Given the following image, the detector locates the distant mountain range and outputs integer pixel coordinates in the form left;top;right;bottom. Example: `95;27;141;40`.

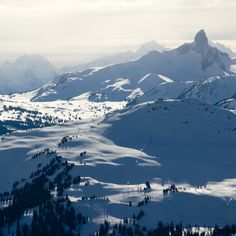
0;34;235;96
210;41;236;58
60;40;235;73
32;30;236;104
0;54;57;94
59;41;170;73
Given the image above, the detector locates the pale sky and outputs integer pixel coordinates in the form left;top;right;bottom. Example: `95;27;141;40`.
0;0;236;66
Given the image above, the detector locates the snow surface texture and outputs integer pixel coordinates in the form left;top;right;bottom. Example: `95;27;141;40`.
1;99;236;235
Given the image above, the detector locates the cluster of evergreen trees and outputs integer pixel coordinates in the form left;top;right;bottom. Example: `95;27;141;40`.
137;196;150;207
0;105;69;136
96;221;236;236
13;197;87;236
1;150;236;235
0;154;87;236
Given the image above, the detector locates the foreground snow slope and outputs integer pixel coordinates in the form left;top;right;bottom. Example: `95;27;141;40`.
1;99;236;233
105;99;236;184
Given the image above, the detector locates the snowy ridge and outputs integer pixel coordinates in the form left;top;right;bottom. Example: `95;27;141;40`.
0;92;125;134
32;30;235;103
134;80;196;104
178;74;236;105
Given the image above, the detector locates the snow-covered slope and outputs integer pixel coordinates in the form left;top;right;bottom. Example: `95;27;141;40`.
1;98;236;234
0;92;125;135
105;99;236;184
32;30;234;102
134;80;196;104
0;54;56;94
179;75;236;105
216;94;236;112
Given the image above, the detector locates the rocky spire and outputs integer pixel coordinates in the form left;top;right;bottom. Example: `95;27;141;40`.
194;29;209;48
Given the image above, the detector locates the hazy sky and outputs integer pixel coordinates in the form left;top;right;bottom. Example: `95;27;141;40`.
0;0;236;66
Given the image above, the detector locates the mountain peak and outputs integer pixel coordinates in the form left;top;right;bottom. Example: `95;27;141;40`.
136;41;169;55
194;29;208;47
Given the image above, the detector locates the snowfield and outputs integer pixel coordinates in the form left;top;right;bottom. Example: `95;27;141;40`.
0;92;125;133
1;98;236;235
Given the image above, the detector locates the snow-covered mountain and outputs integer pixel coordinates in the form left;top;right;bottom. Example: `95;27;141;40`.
136;40;169;56
178;75;236;105
177;30;232;72
32;30;235;102
0;54;57;94
210;41;236;58
60;41;170;73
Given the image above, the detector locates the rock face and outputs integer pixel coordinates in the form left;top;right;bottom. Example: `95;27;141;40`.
194;29;209;49
194;30;225;71
178;30;231;71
